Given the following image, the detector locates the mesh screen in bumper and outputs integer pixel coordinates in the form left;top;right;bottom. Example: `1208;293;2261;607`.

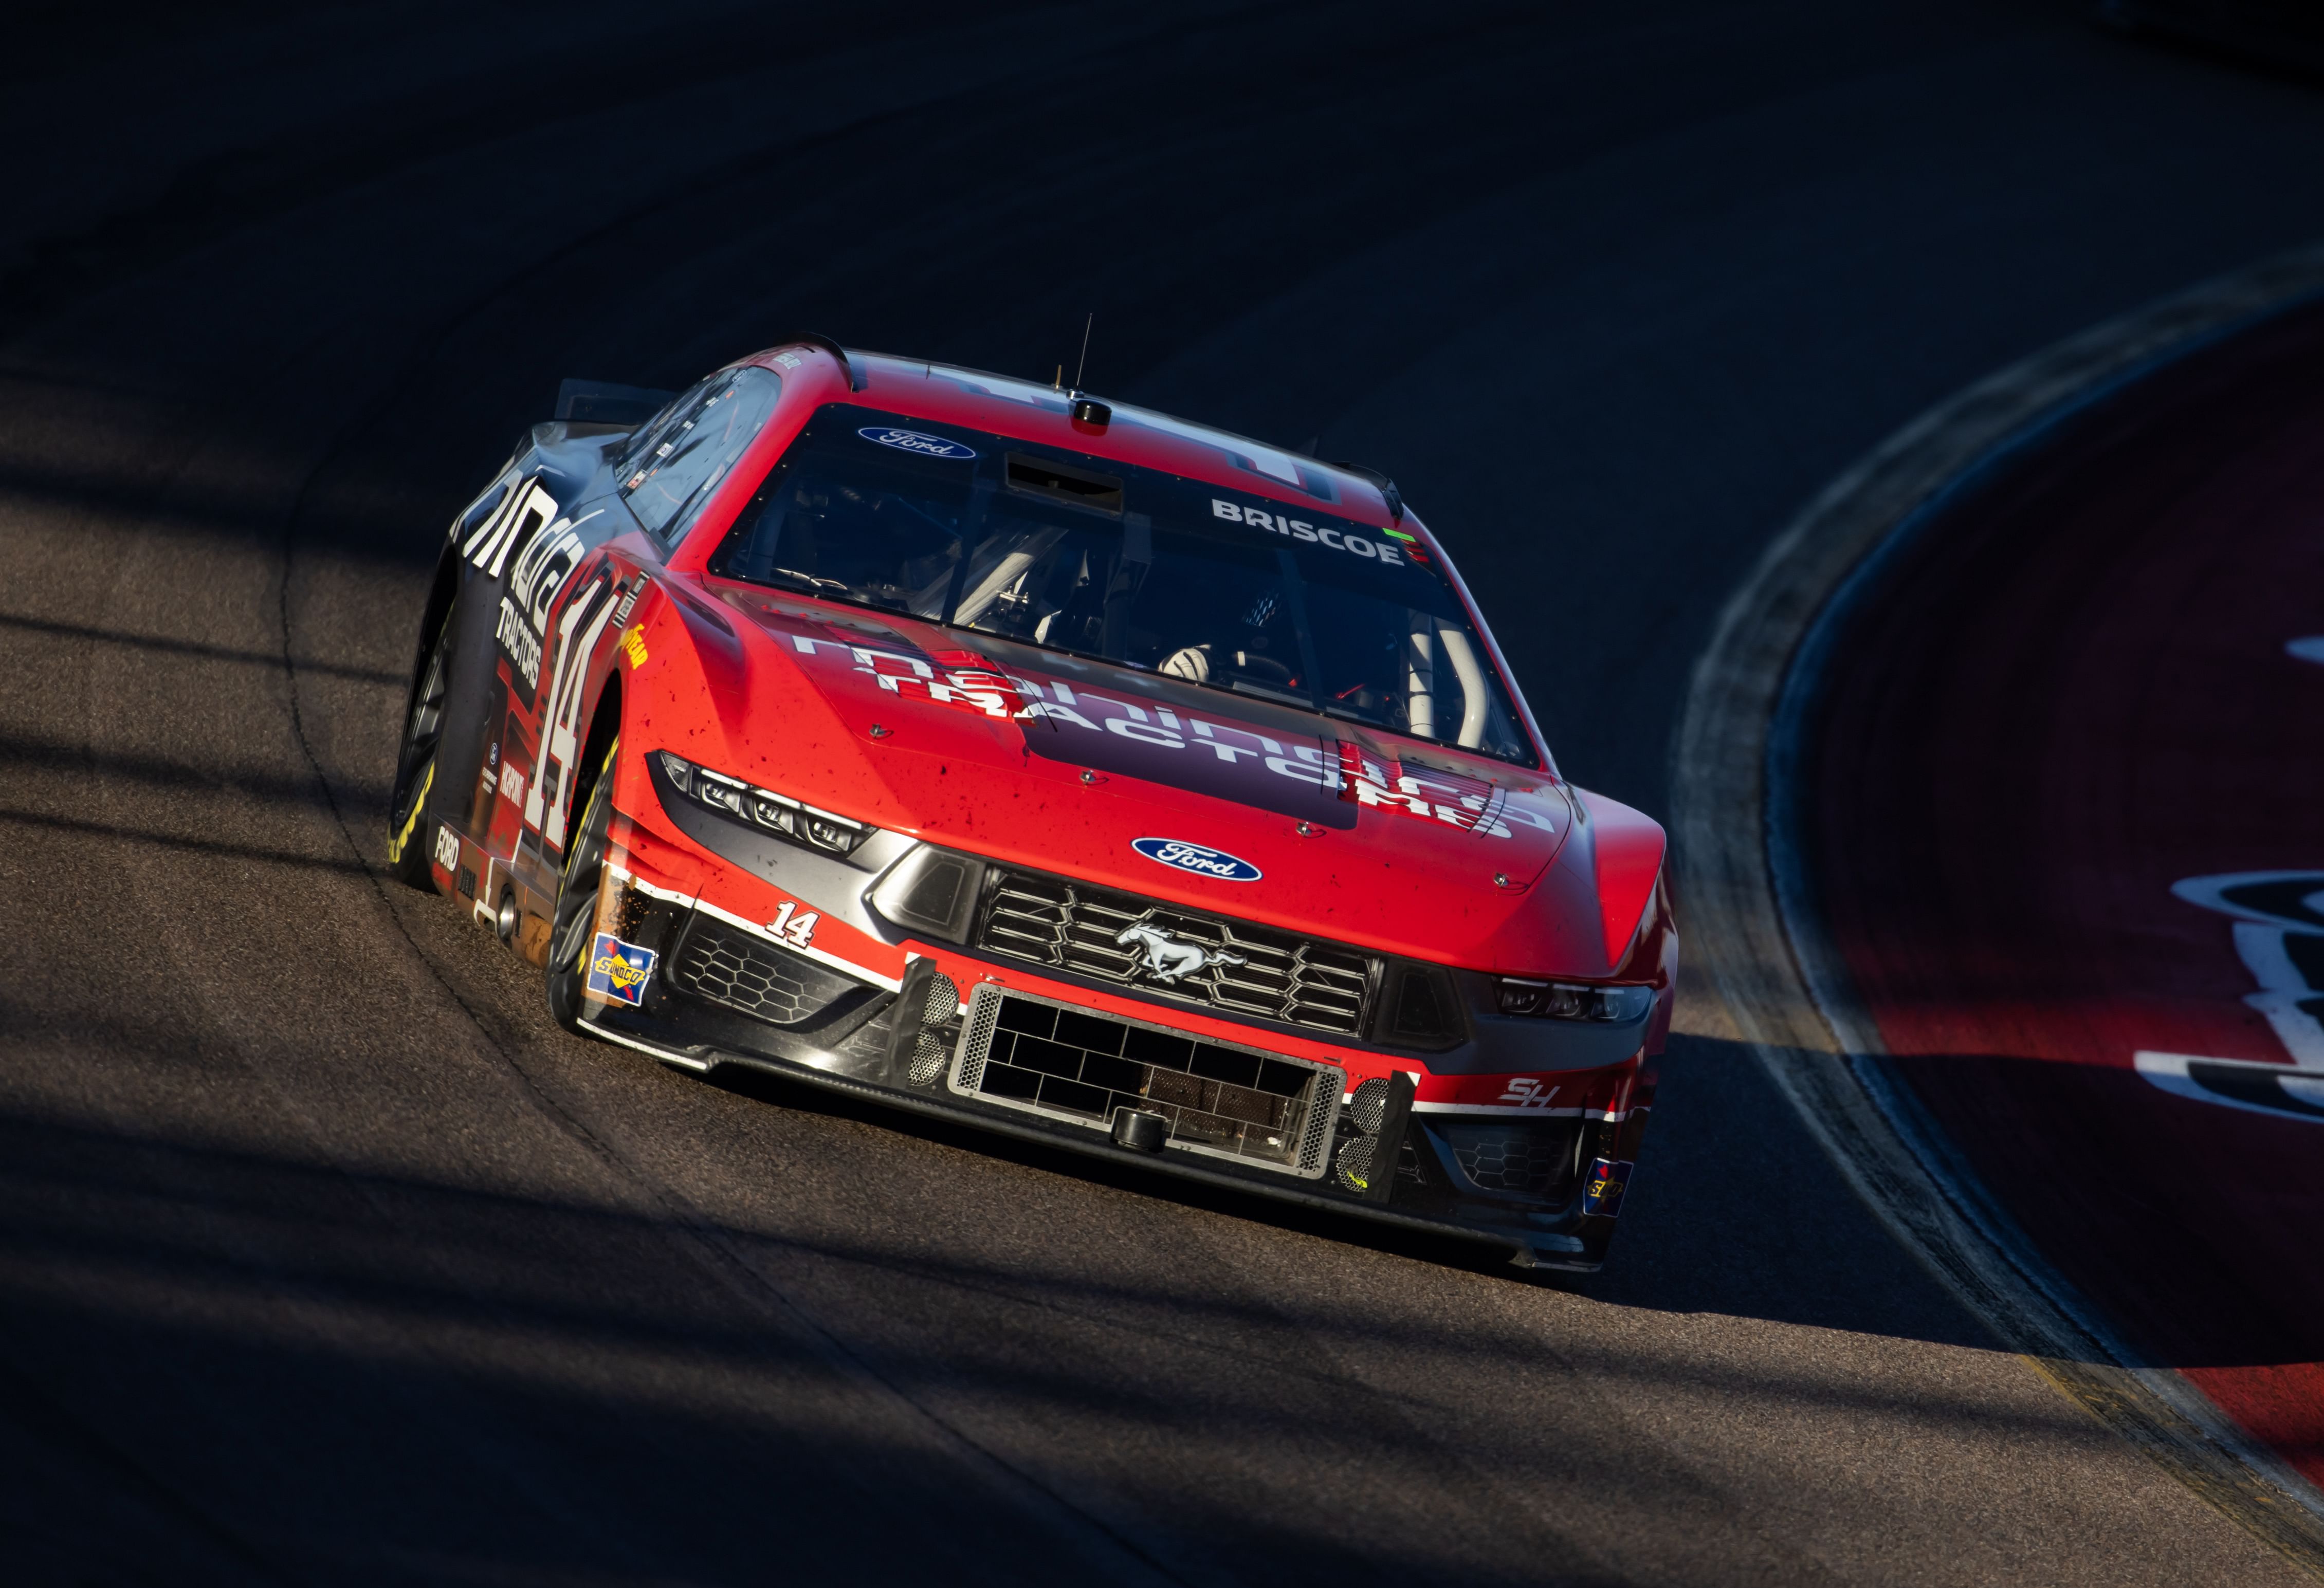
669;916;861;1027
1429;1118;1581;1201
950;985;1340;1177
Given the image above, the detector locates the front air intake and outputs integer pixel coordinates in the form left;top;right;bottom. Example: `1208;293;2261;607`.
870;847;985;943
950;986;1340;1177
976;867;1374;1038
668;915;862;1027
1377;965;1463;1047
1425;1117;1585;1202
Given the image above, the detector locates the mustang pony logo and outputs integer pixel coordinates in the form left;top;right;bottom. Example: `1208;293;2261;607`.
1115;922;1246;983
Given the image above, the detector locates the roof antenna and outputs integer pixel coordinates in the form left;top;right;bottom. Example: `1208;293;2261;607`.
1072;312;1094;394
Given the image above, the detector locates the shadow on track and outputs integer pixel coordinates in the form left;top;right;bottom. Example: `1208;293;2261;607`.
707;1032;2001;1350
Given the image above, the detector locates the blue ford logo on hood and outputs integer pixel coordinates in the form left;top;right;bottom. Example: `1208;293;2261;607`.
1132;837;1262;882
857;426;977;461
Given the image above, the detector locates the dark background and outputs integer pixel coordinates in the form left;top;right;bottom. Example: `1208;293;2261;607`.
3;3;2321;1583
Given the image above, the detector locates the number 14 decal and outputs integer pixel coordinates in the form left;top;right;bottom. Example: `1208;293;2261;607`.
768;901;819;948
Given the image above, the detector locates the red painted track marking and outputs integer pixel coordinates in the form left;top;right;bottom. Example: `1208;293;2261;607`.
1811;301;2324;1487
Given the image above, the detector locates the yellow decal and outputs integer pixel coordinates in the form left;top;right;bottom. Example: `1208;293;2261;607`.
620;626;649;670
388;762;435;862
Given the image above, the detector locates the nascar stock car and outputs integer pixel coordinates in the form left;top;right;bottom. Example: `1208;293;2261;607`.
387;336;1674;1271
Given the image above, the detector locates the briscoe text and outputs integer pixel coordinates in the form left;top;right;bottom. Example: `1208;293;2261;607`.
1212;500;1404;564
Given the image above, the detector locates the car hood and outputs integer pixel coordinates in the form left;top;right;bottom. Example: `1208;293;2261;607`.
651;580;1657;975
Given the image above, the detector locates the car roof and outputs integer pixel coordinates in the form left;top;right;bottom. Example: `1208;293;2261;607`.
760;345;1408;532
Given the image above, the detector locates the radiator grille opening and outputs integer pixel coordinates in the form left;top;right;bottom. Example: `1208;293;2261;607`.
951;988;1339;1176
976;870;1374;1038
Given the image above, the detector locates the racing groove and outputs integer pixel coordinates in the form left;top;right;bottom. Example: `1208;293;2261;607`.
7;3;2324;1583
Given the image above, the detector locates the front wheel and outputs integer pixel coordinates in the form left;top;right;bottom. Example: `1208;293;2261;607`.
545;737;618;1034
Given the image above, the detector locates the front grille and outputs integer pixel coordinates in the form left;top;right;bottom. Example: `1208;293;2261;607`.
976;870;1375;1038
670;916;861;1027
951;987;1340;1177
1431;1119;1579;1200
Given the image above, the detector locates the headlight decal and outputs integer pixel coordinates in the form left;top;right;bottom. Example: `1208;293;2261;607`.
1495;977;1654;1023
657;751;871;857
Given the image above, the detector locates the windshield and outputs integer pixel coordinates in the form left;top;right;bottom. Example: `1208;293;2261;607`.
706;405;1534;764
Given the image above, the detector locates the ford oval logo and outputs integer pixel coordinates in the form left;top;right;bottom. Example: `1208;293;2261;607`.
857;426;977;461
1132;837;1262;882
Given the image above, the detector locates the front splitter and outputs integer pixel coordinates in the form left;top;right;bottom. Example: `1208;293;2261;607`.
577;997;1601;1273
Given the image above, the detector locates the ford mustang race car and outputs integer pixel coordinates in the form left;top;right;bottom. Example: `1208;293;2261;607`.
388;336;1675;1271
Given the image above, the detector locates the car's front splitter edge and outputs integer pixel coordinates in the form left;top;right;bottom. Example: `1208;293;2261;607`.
577;1002;1594;1272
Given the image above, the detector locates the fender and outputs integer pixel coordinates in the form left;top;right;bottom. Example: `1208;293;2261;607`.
1573;789;1668;972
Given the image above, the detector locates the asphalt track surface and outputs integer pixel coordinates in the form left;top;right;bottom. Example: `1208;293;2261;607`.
1810;301;2324;1494
7;4;2324;1584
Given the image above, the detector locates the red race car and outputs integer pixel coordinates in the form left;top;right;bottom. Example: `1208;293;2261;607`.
388;337;1674;1271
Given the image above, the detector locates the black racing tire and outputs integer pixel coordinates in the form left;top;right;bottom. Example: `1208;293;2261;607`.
386;616;454;890
545;737;619;1035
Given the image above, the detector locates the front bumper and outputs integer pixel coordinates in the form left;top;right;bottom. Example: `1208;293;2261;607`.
581;832;1649;1271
